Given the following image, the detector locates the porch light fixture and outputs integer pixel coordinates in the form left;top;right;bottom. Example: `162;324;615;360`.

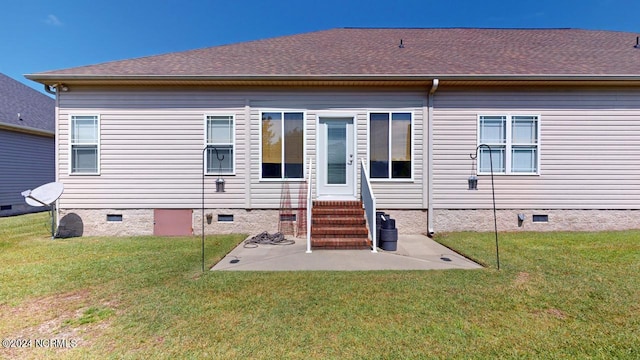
469;144;500;270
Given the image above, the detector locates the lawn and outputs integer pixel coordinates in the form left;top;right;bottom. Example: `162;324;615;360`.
1;213;638;359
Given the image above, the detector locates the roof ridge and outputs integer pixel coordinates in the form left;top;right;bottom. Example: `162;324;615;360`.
340;27;606;31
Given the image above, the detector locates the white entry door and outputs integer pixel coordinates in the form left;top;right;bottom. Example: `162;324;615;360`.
317;117;356;198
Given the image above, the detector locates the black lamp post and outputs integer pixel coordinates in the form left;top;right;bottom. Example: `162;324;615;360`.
469;144;500;270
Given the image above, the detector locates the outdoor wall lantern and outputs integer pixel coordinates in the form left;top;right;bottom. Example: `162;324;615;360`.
469;144;500;270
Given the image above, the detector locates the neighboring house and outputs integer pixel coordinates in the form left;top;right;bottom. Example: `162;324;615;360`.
25;28;640;238
0;73;55;217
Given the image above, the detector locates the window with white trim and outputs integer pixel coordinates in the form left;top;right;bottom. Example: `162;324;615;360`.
261;111;304;179
205;115;234;174
70;115;99;174
478;115;539;174
369;112;412;179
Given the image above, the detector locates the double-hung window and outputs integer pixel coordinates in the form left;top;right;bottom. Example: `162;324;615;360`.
205;115;234;174
369;112;412;179
261;111;304;179
70;115;99;174
478;115;539;174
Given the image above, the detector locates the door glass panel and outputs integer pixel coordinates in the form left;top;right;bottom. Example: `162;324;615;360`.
327;122;346;184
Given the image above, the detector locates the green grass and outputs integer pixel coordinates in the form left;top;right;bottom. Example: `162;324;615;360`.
1;213;639;359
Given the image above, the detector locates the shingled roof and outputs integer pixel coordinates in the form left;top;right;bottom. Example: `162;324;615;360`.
27;28;640;83
0;73;54;134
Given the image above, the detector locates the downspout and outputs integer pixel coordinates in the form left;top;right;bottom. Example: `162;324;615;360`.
427;79;439;236
45;84;61;231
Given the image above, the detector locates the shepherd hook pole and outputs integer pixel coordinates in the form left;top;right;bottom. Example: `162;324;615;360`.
202;146;207;273
470;144;500;270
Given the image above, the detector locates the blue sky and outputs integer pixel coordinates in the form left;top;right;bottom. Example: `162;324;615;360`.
2;0;639;94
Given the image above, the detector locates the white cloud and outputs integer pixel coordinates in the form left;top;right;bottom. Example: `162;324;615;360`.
45;14;63;26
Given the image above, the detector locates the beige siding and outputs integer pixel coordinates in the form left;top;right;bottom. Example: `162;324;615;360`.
57;86;427;210
433;87;640;209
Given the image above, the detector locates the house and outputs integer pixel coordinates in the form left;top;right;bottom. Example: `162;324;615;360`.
25;28;640;241
0;73;55;217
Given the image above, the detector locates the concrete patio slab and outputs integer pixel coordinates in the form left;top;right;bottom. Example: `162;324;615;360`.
211;234;482;271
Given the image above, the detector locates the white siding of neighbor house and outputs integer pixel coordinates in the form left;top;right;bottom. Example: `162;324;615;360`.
433;86;640;210
56;86;427;210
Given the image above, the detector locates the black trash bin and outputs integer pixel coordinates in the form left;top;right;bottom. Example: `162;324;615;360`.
375;211;387;242
378;214;398;251
381;217;395;229
379;228;398;251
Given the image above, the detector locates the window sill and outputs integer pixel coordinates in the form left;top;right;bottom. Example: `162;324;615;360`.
259;178;306;182
369;178;415;183
477;172;540;176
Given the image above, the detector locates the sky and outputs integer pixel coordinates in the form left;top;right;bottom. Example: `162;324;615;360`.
2;0;640;95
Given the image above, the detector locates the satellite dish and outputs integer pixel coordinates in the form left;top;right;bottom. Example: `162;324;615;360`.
21;182;64;207
20;182;64;239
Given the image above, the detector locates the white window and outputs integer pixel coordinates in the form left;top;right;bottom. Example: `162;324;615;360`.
478;115;539;174
369;112;413;179
70;115;99;174
205;115;235;174
260;111;304;179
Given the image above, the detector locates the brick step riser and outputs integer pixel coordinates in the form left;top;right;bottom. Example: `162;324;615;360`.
312;224;367;229
312;210;364;217
312;206;363;211
312;246;371;250
311;239;372;249
312;219;366;225
313;201;362;208
311;239;372;244
312;234;369;239
312;226;368;233
313;203;362;208
311;232;369;237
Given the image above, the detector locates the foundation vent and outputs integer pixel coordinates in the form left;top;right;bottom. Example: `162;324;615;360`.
532;214;549;223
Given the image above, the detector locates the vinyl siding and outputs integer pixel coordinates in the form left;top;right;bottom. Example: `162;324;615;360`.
57;86;427;210
0;129;54;211
433;87;640;209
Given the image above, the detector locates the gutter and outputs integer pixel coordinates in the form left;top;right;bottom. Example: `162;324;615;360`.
25;73;640;87
0;122;54;137
427;79;439;236
24;73;640;83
